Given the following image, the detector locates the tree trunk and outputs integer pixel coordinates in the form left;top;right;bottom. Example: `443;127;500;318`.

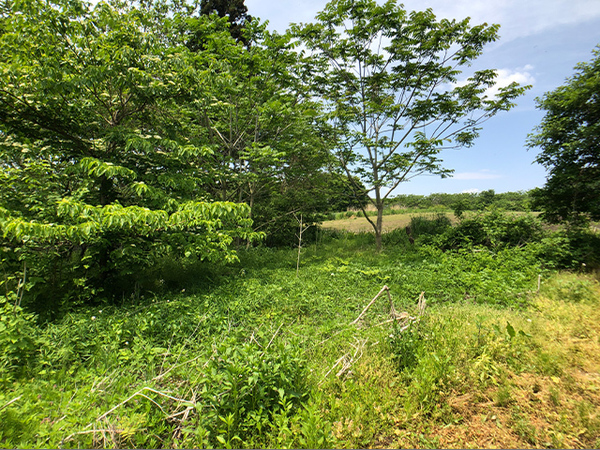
375;203;384;251
358;186;385;252
374;182;384;251
245;186;254;249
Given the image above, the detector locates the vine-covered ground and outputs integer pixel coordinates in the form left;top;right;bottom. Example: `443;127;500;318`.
1;226;599;448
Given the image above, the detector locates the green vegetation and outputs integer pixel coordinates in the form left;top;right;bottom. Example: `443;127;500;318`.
528;45;600;225
1;0;599;447
2;210;600;448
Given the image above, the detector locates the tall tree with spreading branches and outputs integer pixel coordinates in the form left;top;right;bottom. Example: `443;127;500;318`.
292;0;529;250
199;0;252;44
0;0;261;311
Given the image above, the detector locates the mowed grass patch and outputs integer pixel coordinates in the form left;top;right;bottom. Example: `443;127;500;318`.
364;273;600;449
322;212;457;233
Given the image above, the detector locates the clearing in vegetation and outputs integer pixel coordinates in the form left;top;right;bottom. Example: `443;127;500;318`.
2;215;600;448
323;212;457;233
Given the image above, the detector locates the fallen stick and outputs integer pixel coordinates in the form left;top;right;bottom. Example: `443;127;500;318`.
373;312;410;327
417;291;426;315
249;330;263;348
172;390;196;442
96;389;172;423
266;322;284;349
60;429;122;444
262;321;285;355
0;396;22;412
153;354;204;381
386;287;397;318
318;354;347;386
336;338;366;377
350;285;389;325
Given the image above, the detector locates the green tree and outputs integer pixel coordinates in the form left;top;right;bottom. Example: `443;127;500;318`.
185;17;335;245
0;0;259;312
292;0;528;250
478;189;496;208
198;0;252;45
528;46;600;225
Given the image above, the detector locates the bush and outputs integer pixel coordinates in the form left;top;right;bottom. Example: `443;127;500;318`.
533;228;600;270
409;214;452;239
191;338;309;447
437;210;544;250
388;316;426;371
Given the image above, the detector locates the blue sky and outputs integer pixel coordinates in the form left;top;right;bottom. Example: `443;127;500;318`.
246;0;600;195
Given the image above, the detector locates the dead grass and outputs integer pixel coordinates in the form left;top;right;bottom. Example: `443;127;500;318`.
370;273;600;449
323;212;456;233
410;369;600;449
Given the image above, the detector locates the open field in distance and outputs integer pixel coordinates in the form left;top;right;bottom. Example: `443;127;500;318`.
323;212;457;233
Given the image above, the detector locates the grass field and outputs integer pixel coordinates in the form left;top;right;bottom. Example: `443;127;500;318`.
2;228;600;448
322;211;546;234
322;212;456;233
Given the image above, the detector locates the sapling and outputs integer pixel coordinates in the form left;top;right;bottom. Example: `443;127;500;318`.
294;213;311;277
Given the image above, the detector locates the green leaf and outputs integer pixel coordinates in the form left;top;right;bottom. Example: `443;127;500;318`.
506;322;516;339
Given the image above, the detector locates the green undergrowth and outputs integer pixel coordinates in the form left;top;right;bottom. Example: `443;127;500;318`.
1;234;599;448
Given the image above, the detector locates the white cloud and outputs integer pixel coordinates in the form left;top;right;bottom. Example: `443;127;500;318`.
487;65;536;97
246;0;326;30
449;64;535;98
248;0;600;44
462;188;481;193
452;171;502;180
400;0;600;43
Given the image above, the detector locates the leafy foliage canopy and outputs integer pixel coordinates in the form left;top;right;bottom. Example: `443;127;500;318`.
528;46;600;224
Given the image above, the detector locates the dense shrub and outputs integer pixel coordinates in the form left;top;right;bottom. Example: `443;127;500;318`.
532;228;600;270
192;338;309;447
409;214;452;240
436;210;544;250
0;295;37;383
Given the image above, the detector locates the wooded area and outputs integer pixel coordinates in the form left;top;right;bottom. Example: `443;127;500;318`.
0;0;530;312
1;0;599;448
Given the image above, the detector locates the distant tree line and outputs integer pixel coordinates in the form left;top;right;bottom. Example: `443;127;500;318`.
387;190;532;213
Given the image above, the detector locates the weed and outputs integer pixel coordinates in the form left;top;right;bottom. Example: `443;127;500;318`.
511;412;537;445
297;397;334;449
388;316;425;371
494;385;513;407
535;352;564;377
541;274;598;303
576;400;600;440
548;386;561;406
